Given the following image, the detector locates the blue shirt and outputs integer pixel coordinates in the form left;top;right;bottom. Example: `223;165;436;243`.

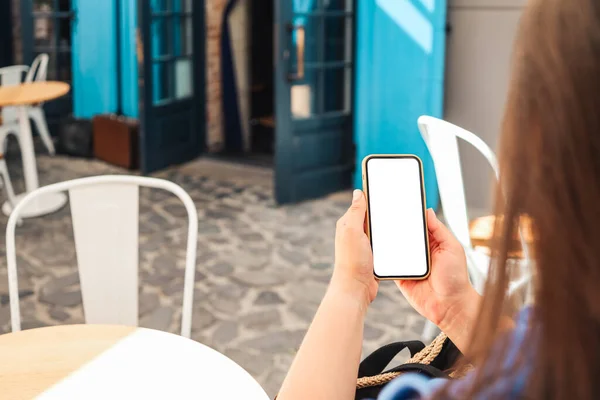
376;308;532;400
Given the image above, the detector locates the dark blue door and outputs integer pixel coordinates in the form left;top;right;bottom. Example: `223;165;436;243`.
0;1;14;67
274;0;355;204
139;0;205;173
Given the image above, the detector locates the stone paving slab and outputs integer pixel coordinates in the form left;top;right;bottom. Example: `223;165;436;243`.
0;154;425;398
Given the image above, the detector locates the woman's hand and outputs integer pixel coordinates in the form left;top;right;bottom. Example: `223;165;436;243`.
332;190;378;308
278;189;376;400
397;209;480;333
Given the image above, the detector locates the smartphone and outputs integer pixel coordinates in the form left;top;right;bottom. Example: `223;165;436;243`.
362;155;430;280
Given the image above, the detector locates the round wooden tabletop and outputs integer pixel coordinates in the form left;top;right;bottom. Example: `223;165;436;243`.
0;82;70;107
0;325;269;400
469;215;534;258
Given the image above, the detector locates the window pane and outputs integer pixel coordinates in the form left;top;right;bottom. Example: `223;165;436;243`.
34;51;71;82
171;0;191;12
33;1;53;12
291;68;319;119
58;0;71;12
322;0;351;11
175;58;193;99
153;62;173;104
151;0;172;12
324;17;349;62
323;67;350;113
174;16;192;56
151;17;171;59
57;17;72;49
293;0;318;13
34;17;54;47
290;16;318;68
56;51;72;82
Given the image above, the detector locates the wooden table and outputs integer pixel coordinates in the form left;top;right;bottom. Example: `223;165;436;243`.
0;325;269;400
0;82;70;218
469;215;534;258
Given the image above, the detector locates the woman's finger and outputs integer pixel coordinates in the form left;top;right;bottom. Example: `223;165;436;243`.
426;209;462;252
341;190;367;229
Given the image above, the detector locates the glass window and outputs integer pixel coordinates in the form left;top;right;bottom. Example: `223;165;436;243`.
324;17;350;62
58;0;71;12
151;0;172;12
171;0;192;12
175;58;193;99
153;62;173;104
33;0;53;12
291;68;320;119
323;67;350;113
322;0;352;11
34;17;54;47
151;17;171;58
293;0;318;13
174;16;193;56
290;16;318;69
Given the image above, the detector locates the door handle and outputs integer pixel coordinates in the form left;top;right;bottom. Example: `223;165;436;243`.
287;24;305;81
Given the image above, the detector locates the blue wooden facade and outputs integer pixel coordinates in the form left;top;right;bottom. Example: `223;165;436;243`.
354;0;446;208
70;0;138;119
62;0;446;204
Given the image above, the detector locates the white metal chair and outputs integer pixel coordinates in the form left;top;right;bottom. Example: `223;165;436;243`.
417;116;531;339
24;54;49;83
5;175;198;338
23;54;55;155
0;66;27;208
0;65;29;125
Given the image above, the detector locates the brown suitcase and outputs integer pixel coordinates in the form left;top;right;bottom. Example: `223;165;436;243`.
92;114;139;170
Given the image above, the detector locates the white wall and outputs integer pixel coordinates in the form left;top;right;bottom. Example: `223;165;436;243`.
444;0;525;214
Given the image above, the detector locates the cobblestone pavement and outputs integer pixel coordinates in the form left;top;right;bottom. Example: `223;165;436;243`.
0;154;425;397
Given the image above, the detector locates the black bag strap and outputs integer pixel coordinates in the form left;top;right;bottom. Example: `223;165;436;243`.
358;341;426;378
387;362;450;379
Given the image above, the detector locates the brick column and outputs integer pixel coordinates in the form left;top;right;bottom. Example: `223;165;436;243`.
11;0;22;64
205;0;228;152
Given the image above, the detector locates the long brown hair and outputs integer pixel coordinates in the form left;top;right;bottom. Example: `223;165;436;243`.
444;0;600;398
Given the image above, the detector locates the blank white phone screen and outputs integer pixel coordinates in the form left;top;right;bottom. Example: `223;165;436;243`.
366;157;429;278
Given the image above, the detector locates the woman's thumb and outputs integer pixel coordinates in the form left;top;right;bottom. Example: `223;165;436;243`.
344;190;367;225
426;209;454;246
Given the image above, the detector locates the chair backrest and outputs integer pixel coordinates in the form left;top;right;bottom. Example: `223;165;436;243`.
0;65;29;124
25;54;50;83
418;116;499;250
418;116;532;293
6;175;198;338
0;65;29;86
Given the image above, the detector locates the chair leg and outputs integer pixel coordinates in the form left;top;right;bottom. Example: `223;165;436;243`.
0;156;17;207
29;106;55;155
0;126;19;191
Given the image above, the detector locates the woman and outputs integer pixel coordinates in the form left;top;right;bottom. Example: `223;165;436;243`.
277;0;600;398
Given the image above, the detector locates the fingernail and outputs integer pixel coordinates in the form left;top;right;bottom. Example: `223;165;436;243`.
427;208;436;219
353;190;362;202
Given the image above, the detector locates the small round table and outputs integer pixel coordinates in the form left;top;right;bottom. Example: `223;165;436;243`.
0;325;269;400
0;82;70;218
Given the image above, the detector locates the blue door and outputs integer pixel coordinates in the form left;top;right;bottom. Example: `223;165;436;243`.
0;1;13;67
274;0;355;204
138;0;205;173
